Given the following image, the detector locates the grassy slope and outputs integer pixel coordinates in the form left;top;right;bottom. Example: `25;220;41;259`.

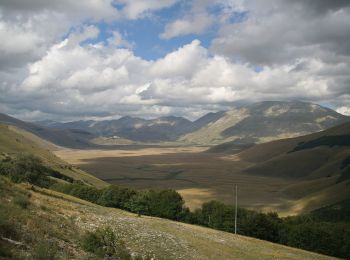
0;177;336;260
180;108;249;145
0;124;107;188
0;113;96;149
236;121;350;213
179;102;349;146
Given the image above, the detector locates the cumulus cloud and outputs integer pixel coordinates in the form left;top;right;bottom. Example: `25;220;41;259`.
337;106;350;116
1;0;350;121
2;34;347;120
211;0;350;66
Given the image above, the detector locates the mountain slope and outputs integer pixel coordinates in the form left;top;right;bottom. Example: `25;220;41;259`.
236;121;350;212
38;116;193;142
0;123;107;188
0;178;335;259
180;101;349;145
33;101;348;145
0;113;95;148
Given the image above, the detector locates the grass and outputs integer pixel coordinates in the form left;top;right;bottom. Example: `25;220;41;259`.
0;123;108;188
13;194;31;209
54;147;292;211
0;175;337;259
290;135;350;152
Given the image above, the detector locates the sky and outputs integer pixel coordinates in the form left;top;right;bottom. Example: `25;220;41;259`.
0;0;350;121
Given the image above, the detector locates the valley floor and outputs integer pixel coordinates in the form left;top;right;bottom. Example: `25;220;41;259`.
55;147;302;216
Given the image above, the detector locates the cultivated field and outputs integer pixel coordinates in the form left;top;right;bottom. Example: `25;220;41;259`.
54;147;299;215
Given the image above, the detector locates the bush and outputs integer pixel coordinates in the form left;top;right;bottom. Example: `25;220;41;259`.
0;214;17;258
31;240;59;260
13;194;30;209
81;227;131;259
0;154;73;188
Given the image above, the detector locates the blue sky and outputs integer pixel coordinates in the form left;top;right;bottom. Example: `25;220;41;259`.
85;2;247;60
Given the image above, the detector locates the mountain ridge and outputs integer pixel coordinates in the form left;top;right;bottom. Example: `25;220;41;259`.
5;100;350;146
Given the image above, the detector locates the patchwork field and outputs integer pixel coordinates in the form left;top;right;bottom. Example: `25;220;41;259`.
54;147;300;215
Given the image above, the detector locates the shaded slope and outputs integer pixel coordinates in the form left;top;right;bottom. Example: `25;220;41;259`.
37;115;193;142
234;121;350;212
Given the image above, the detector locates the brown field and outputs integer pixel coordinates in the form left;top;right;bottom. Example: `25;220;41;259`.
54;146;301;215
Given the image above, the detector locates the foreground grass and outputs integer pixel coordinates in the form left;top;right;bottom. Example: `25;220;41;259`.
0;177;336;259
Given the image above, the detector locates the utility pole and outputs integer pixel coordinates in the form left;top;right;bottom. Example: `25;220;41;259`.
234;184;238;234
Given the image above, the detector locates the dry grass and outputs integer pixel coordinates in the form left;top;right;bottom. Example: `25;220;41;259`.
55;147;299;215
4;180;336;260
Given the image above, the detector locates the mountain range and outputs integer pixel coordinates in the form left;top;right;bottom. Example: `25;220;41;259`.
1;101;349;147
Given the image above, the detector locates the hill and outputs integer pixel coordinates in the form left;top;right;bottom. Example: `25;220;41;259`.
180;101;349;145
37;115;194;142
223;121;350;212
0;113;95;148
0;123;107;188
0;177;335;259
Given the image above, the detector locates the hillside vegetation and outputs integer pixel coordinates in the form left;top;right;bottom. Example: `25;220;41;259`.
0;124;107;188
0;176;337;259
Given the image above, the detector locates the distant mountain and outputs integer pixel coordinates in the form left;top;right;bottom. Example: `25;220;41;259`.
38;115;194;142
0;113;95;148
180;101;349;145
33;101;349;144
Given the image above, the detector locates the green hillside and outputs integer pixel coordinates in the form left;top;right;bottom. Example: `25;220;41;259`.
0;177;336;260
0;124;107;188
237;121;350;212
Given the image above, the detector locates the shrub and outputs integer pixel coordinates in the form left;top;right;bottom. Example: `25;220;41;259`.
0;154;73;188
81;227;131;259
0;212;17;258
31;240;59;260
13;194;30;209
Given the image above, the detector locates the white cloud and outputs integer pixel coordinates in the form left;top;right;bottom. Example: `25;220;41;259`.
1;0;350;121
160;13;214;39
2;32;349;120
336;106;350;116
118;0;179;19
149;40;207;78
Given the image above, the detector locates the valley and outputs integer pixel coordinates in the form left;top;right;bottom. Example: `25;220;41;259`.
54;120;350;216
54;146;302;216
1;109;350;258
